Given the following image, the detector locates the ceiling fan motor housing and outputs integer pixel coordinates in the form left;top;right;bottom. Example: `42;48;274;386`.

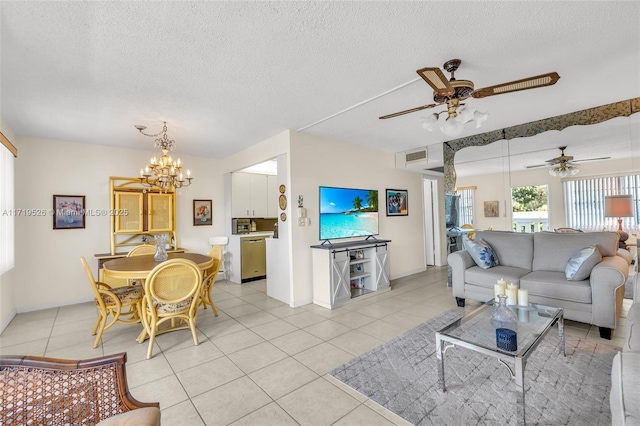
433;80;474;103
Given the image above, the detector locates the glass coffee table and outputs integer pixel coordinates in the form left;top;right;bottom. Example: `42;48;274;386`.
435;301;564;426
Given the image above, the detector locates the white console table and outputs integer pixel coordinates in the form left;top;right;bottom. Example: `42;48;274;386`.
311;239;391;309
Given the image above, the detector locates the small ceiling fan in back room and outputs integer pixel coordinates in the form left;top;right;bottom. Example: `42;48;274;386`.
379;59;560;137
526;146;611;177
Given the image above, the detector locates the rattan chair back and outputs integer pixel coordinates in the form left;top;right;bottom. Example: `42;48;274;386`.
127;244;157;257
141;258;202;358
0;352;159;425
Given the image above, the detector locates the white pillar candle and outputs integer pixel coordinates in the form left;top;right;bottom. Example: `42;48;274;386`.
518;289;529;307
506;283;518;306
494;283;506;301
494;279;507;302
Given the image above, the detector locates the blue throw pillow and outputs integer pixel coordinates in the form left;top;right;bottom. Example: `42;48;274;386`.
464;238;499;269
565;245;601;281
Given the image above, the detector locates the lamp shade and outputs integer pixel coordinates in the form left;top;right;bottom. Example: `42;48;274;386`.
604;195;633;218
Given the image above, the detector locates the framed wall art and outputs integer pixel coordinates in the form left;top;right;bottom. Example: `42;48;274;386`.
53;195;85;230
193;199;212;226
484;200;499;218
386;189;408;216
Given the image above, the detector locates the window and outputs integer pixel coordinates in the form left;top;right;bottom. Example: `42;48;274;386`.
0;142;15;275
456;188;475;226
511;185;549;233
564;174;639;231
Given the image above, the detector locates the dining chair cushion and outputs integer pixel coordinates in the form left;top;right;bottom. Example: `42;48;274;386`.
101;285;144;306
153;297;193;314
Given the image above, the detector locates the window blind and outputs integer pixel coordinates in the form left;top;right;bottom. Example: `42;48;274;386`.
563;174;639;232
0;143;15;275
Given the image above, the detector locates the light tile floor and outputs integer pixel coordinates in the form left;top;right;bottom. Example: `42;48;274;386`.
0;266;632;425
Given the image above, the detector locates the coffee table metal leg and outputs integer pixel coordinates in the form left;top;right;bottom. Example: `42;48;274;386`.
515;357;526;425
558;314;565;356
436;333;446;391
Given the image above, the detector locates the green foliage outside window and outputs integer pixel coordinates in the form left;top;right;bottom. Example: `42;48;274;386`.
512;186;548;212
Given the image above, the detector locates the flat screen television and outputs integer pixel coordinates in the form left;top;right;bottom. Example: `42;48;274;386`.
319;186;379;241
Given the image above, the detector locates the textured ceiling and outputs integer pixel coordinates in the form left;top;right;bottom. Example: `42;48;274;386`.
1;1;639;173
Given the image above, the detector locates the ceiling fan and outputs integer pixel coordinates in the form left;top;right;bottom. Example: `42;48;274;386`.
525;146;611;169
379;59;560;121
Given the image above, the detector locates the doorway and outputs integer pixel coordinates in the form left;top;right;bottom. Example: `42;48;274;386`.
423;177;441;266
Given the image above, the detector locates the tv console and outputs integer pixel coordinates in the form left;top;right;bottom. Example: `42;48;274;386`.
310;239;391;309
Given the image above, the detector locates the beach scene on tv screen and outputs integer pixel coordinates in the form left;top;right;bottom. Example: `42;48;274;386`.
320;187;378;240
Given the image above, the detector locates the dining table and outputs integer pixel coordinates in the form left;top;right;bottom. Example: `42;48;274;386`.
102;252;213;281
102;252;214;344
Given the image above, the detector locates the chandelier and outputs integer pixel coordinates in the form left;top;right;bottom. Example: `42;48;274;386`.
548;161;579;177
422;99;489;138
136;121;192;191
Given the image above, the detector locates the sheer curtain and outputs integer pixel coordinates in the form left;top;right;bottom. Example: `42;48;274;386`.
0;142;15;275
563;174;639;232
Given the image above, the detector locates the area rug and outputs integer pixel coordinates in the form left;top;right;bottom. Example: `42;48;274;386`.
624;271;636;299
330;309;618;426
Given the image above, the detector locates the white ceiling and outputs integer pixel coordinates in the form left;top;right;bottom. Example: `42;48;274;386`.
1;2;639;174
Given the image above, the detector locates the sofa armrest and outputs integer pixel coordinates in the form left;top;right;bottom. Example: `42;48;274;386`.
617;248;632;266
590;255;629;329
624;300;640;352
448;250;475;298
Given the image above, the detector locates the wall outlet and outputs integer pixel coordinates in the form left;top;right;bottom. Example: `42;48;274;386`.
298;217;306;227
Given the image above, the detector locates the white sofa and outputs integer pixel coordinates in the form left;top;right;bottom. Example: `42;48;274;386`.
448;230;629;339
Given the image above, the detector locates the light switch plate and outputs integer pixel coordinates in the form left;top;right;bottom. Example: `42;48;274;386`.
305;218;311;226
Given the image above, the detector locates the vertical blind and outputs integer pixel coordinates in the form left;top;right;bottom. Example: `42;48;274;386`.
563;174;640;232
0;143;15;275
457;188;475;226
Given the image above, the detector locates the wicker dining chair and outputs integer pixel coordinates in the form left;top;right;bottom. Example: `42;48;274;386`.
80;257;143;349
140;258;202;359
200;257;220;316
127;244;157;257
0;352;160;425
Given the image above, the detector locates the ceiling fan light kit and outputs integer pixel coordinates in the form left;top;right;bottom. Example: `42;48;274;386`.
380;58;560;139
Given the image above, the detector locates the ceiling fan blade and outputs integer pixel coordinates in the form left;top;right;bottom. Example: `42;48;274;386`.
416;67;454;97
572;156;611;163
471;72;560;99
379;103;437;120
525;164;548;169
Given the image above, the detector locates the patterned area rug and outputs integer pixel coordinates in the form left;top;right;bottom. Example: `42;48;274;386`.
625;271;636;299
330;309;618;426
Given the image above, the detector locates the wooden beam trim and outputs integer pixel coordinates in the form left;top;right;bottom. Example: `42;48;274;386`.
0;132;17;157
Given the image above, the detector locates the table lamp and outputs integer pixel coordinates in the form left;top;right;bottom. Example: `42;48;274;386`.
605;195;634;246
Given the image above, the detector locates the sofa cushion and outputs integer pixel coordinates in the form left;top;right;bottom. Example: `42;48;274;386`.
466;265;530;289
464;238;499;269
474;231;534;270
565;245;601;281
520;270;591;304
532;232;618;272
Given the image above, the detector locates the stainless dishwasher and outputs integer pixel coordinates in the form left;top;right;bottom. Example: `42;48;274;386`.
240;236;267;283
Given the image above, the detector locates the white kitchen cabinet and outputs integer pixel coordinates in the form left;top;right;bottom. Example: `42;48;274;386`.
312;240;391;309
267;175;278;217
232;172;270;218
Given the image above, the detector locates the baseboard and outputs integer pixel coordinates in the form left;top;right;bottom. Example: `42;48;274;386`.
0;308;17;335
390;267;427;281
290;297;313;308
17;296;94;314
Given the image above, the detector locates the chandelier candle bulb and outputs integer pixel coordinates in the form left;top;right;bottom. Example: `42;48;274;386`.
506;283;518;306
518;289;529;306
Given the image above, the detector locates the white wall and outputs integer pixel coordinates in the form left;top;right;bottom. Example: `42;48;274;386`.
0;118;18;331
289;131;426;306
14;136;224;311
